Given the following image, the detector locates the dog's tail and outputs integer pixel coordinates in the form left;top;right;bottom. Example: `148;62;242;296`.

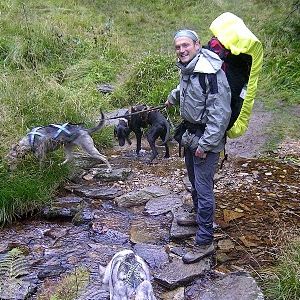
87;110;105;135
161;118;171;145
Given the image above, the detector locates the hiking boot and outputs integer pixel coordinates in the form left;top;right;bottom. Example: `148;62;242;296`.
182;242;215;264
177;213;197;226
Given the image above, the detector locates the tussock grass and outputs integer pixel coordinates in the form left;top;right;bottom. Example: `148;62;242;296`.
261;237;300;300
0;154;69;225
37;267;90;300
110;53;178;107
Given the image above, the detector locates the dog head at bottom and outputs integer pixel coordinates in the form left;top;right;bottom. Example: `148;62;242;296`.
114;118;132;147
101;249;156;300
5;137;32;171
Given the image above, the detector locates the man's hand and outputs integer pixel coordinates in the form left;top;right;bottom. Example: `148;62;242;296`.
165;100;173;108
195;147;207;158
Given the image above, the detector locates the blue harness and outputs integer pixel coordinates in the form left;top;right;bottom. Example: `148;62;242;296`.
27;123;71;148
50;123;71;139
27;127;44;148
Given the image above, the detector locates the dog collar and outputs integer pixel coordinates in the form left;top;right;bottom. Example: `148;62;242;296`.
50;123;71;139
119;118;129;125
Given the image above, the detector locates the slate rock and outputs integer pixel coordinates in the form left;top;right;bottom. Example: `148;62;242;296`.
93;167;132;182
145;194;183;216
192;271;265;300
42;196;83;219
154;256;211;289
134;243;169;269
66;185;122;200
115;185;170;208
37;264;66;279
170;207;197;240
0;279;37;300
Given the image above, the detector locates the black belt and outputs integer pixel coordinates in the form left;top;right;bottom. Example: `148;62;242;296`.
184;121;206;135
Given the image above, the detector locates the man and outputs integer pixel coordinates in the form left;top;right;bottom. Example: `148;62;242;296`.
165;29;231;264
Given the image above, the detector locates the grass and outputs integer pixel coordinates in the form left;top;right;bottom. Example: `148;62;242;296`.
261;239;300;300
37;267;90;300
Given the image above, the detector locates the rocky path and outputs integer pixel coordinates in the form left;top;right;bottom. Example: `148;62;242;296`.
0;101;299;300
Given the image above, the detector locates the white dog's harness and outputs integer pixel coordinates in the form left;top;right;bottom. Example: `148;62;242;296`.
27;127;44;147
50;123;71;139
27;123;72;148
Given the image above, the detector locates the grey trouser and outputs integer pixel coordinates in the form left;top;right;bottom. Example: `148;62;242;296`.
184;147;220;245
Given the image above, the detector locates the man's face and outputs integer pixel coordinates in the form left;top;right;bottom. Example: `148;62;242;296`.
174;36;200;64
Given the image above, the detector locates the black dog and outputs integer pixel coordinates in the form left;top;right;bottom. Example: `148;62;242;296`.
114;104;170;162
114;105;147;156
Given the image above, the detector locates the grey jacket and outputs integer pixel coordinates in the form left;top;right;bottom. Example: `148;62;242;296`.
168;48;231;153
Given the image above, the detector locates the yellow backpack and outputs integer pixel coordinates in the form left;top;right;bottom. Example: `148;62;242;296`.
209;12;264;138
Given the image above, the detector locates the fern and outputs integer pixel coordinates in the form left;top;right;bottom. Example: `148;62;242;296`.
0;248;29;298
0;248;28;278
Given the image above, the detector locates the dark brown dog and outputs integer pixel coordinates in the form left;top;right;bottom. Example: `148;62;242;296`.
114;104;170;162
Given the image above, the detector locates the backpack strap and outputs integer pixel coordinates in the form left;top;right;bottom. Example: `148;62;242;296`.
199;74;210;121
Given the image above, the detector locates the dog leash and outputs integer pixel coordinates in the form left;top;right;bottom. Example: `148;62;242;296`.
104;104;166;121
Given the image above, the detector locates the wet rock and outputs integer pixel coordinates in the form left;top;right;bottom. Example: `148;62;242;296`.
0;245;8;255
0;280;36;300
72;207;94;225
134;243;169;269
37;264;66;279
115;185;170;208
217;239;235;252
43;228;69;239
130;217;170;244
93;167;132;182
87;244;126;266
42;196;83;219
161;287;185;300
170;207;197;240
90;228;130;246
194;271;265;300
144;194;183;216
142;186;171;197
115;189;152;207
154;256;211;289
66;185;122;200
76;283;110;300
92;209;131;233
97;83;115;94
216;252;232;264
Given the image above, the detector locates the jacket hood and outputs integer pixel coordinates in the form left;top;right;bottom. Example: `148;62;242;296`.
194;48;223;73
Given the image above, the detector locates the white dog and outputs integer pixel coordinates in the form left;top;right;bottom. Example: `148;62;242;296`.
101;249;156;300
5;111;112;172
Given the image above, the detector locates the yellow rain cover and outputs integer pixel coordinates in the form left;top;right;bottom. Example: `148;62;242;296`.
210;12;263;138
